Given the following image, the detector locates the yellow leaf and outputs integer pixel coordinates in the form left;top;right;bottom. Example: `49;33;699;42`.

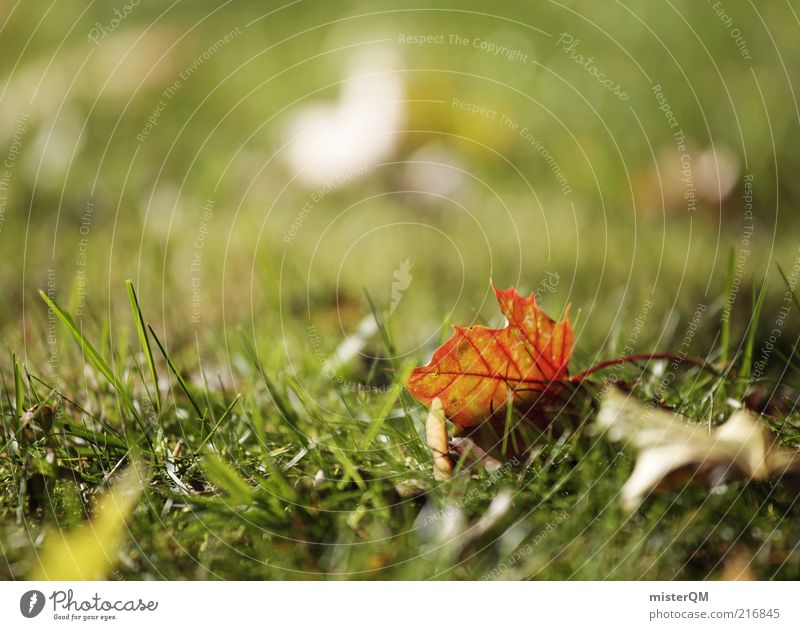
31;462;145;580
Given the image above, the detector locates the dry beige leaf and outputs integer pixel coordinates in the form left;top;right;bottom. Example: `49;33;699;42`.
426;398;453;481
597;388;800;512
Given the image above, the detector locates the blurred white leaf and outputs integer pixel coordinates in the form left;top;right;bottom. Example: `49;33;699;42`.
284;48;404;186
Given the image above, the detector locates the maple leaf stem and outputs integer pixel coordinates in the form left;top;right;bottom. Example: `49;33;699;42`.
570;353;709;383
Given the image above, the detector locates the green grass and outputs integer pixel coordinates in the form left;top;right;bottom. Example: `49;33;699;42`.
1;274;800;580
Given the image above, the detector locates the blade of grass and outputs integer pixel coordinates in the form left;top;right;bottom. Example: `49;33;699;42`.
331;445;366;490
195;394;241;452
720;247;736;365
126;280;161;412
147;324;205;421
777;263;800;382
736;276;767;398
39;291;135;416
200;452;255;505
13;352;24;415
255;453;298;503
777;264;800;312
58;422;129;451
360;365;410;449
239;331;308;447
501;394;514;458
363;289;426;458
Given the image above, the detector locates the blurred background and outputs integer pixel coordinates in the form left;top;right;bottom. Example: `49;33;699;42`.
1;0;798;378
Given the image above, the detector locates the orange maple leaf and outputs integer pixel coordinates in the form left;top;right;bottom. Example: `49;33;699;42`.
407;285;574;428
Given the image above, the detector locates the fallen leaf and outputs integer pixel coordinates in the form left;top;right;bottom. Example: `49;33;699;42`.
31;462;146;580
597;388;800;512
408;285;573;428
